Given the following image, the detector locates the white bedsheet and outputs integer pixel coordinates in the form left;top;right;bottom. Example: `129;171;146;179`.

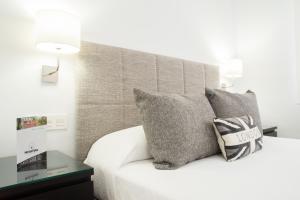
89;136;300;200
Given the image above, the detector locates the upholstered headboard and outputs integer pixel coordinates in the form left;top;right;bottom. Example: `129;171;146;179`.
75;41;220;161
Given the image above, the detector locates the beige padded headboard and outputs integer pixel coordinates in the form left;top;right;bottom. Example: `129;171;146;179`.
76;41;220;161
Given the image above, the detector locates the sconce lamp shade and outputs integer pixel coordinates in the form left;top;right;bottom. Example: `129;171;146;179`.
220;59;243;78
36;10;81;54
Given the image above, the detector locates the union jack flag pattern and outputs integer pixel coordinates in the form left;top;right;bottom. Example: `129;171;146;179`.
213;115;263;162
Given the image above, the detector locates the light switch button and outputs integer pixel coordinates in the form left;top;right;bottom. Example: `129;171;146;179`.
47;115;68;131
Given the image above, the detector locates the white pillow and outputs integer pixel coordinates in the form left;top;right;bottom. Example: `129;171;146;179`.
84;126;151;200
84;125;151;169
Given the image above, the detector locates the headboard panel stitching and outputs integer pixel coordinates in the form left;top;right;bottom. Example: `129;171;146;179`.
121;49;125;128
183;60;186;94
204;64;207;89
155;56;159;92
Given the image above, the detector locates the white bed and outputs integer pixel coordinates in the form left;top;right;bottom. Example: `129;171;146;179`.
85;126;300;200
78;42;300;200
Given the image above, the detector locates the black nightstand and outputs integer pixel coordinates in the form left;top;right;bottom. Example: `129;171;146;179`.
0;151;94;200
263;126;278;137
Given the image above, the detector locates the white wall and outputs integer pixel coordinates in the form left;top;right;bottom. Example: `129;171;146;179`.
0;0;236;158
3;0;300;158
0;15;77;157
83;0;236;63
234;0;300;138
295;0;300;103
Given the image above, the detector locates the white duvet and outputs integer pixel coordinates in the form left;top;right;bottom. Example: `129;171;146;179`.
85;127;300;200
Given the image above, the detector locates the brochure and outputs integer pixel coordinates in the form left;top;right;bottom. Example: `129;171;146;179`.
16;116;47;171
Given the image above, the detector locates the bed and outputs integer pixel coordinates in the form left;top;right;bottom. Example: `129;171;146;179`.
85;130;300;200
75;42;300;200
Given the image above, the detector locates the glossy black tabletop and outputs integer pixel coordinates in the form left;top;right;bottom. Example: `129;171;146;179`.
0;151;93;191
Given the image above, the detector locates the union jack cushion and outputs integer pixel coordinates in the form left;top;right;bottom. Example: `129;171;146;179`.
213;115;263;162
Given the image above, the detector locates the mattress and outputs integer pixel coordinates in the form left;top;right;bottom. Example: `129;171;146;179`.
89;136;300;200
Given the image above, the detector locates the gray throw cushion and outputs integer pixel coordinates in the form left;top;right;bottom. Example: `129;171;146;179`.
206;89;262;133
134;88;219;170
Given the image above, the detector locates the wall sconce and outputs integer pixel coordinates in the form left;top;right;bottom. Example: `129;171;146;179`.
35;10;81;83
220;59;243;90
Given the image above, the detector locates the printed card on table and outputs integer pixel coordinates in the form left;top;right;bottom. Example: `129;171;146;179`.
16;116;47;172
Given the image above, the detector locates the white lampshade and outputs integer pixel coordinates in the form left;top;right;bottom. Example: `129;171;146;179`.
36;10;81;54
220;59;243;78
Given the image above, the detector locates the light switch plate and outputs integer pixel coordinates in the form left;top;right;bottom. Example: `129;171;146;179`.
47;115;68;131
